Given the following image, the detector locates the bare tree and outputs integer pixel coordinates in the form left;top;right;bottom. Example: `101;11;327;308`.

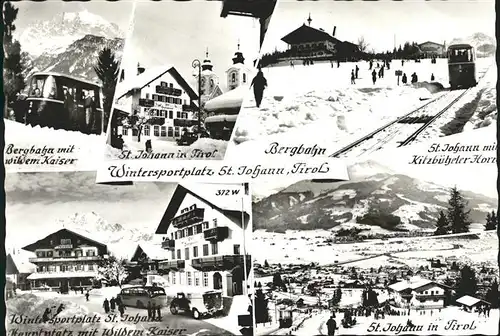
357;36;370;53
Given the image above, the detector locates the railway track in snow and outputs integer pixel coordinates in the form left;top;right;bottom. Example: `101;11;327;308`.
329;67;492;159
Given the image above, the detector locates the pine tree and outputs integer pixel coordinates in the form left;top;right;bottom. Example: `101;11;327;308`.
264;259;269;268
485;211;497;231
3;1;25;117
254;289;270;323
335;287;342;304
94;47;120;133
434;211;450;235
485;279;499;308
456;265;478;298
446;187;471;233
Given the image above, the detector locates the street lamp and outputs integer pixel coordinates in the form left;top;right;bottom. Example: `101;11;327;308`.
192;59;202;137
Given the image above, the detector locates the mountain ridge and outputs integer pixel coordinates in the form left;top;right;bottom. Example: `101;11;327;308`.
253;172;496;233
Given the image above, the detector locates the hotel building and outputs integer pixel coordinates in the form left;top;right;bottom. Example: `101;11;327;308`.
114;64;200;143
23;228;108;292
155;183;251;297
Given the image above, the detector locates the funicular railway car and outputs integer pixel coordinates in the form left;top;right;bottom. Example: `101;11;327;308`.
14;72;104;134
447;44;477;90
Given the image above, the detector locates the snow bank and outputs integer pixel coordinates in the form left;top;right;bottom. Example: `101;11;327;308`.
6;293;141;333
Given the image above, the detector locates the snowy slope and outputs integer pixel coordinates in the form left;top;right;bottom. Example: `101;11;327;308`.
228;57;495;160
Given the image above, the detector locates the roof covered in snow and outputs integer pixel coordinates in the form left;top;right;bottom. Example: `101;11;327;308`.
6;250;37;274
456;295;490;307
204;85;249;113
115;65;199;104
131;243;168;261
388;277;438;292
155;183;250;234
22;228;108;253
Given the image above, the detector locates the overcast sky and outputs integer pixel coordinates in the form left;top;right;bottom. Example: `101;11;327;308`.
263;0;495;53
120;1;261;92
5;172;176;249
12;1;133;33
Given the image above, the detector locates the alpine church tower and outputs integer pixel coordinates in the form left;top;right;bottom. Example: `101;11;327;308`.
199;49;221;105
226;41;251;91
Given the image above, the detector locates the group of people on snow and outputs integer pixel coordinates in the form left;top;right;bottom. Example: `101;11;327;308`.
102;296;126;317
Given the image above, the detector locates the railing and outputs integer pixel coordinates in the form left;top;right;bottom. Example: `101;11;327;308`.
204;226;229;242
155;86;182;97
29;256;101;262
54;244;73;249
191;255;251;272
171;208;205;229
161;239;175;250
158;260;185;271
139;98;155;107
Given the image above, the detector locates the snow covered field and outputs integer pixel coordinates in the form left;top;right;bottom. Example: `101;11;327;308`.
228;57;495;159
253;230;497;267
288;307;498;335
4;119;105;172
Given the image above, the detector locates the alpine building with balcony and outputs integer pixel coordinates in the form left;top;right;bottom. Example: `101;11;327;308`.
155;183;251;297
22;228;108;292
113;64;200;143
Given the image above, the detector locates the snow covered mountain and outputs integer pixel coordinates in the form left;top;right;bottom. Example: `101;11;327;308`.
17;11;125;82
450;33;496;56
57;212;154;258
22;35;124;82
253;170;496;233
17;11;123;57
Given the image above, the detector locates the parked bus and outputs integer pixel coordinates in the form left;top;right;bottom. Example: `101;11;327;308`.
117;286;167;309
14;72;104;134
447;44;477;90
169;288;223;319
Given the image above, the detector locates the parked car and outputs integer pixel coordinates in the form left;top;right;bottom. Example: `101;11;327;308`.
117;286;167;309
169;289;223;319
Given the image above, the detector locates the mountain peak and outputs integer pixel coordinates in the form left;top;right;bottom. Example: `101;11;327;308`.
18;11;123;57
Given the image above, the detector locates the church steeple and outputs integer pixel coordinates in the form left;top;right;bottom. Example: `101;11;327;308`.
202;47;214;71
307;13;312;26
232;40;245;64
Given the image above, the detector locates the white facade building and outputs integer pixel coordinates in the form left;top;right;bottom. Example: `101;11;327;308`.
22;228;108;291
114;65;200;143
155;183;251;297
388;277;448;309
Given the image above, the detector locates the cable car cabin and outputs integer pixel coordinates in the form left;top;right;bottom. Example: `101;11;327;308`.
16;72;104;134
447;44;477;90
278;307;293;328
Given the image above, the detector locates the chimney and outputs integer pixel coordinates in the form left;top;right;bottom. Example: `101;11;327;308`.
137;63;145;75
332;26;337;37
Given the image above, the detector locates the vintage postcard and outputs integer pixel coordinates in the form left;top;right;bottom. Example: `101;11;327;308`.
5;172;254;336
2;1;498;336
252;154;497;335
103;0;275;162
226;0;496;162
3;1;135;172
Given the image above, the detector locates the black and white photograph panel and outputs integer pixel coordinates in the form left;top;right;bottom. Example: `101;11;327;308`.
5;172;254;336
229;0;496;160
3;1;133;146
251;160;498;335
105;0;277;161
